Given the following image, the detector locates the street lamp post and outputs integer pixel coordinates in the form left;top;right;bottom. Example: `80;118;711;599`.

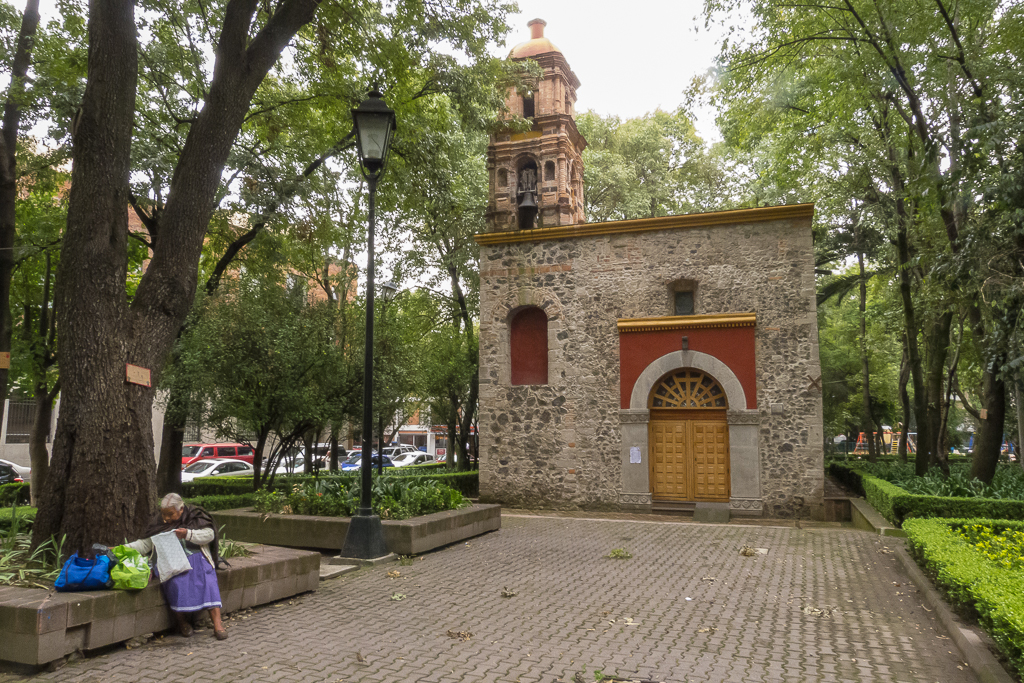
377;281;398;476
339;87;396;561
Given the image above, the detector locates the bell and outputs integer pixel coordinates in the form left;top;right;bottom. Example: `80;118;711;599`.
517;190;537;209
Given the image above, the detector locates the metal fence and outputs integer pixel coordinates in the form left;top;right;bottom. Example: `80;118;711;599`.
5;401;38;444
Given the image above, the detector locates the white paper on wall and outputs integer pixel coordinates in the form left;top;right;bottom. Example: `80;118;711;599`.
629;447;641;464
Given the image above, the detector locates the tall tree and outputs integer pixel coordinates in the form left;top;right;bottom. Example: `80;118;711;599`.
33;0;324;551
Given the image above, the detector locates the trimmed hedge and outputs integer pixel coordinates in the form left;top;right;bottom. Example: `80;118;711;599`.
0;482;31;506
182;469;479;499
185;493;257;511
904;517;1024;677
0;505;36;531
828;463;1024;526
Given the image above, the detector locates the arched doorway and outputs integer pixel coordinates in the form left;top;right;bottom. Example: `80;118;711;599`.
648;369;730;502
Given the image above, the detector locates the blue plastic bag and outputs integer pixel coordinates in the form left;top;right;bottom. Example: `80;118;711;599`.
54;552;114;592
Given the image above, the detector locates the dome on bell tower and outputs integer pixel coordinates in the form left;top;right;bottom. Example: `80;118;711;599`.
486;19;587;232
509;19;561;59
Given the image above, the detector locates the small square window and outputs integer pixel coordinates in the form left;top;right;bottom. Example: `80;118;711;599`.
674;291;694;316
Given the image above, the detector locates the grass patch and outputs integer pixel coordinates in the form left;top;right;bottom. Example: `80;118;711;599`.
606;548;632;559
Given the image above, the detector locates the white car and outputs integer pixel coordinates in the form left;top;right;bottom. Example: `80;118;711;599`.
390;451;436;468
180;458;254;483
381;445;420;459
275;454;306;475
0;458;30;481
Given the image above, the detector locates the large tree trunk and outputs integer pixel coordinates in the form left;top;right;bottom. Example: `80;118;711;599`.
155;409;185;495
1015;377;1024;472
970;362;1007;484
917;312;952;475
32;0;144;554
0;0;41;402
856;247;877;462
898;337;910;463
27;384;55;507
33;0;322;551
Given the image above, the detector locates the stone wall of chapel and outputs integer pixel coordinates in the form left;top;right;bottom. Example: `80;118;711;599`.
477;216;824;517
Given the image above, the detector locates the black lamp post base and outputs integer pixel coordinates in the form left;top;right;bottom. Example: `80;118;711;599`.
339;513;390;559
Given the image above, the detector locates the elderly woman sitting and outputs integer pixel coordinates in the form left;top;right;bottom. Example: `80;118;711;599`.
126;493;228;640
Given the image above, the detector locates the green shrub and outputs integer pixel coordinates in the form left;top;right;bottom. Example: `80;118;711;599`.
181;477;257;497
0;482;30;506
0;505;35;531
185;493;256;511
904;517;1024;677
828;463;1024;525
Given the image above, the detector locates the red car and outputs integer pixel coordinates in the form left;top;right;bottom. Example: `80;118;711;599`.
181;443;255;469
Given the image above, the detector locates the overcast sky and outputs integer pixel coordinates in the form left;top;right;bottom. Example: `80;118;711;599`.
493;0;731;138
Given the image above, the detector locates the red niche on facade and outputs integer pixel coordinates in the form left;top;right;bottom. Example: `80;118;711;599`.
618;315;757;410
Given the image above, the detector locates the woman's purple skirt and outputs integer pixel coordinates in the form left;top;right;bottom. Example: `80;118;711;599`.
161;553;222;613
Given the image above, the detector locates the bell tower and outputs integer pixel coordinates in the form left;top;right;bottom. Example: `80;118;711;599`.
486;19;587;232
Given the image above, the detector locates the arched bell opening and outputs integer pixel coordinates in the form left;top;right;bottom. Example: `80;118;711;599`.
516;159;539;230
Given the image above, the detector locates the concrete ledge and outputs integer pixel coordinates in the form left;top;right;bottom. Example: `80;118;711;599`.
850;497;906;537
0;545;319;667
213;504;501;556
895;546;1015;683
692;502;730;524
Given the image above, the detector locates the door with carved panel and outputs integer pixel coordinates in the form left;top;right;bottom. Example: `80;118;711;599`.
648;369;730;502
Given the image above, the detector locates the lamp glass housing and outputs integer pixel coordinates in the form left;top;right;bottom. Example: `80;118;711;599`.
352;90;396;175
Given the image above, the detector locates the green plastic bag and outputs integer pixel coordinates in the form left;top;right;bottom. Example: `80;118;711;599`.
110;545;150;590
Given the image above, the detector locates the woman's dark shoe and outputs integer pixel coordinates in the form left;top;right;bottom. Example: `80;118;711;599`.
214;629;228;641
180;622;193;638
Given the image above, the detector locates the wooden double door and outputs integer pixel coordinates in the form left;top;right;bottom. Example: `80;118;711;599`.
649;409;730;502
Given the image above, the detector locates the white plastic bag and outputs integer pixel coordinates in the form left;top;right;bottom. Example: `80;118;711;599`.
150;530;192;582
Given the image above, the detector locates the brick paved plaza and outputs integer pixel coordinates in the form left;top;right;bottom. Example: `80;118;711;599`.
2;514;978;683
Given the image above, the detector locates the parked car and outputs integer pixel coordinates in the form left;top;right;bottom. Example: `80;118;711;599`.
0;461;25;484
181;443;255;468
180;458;254;483
340;453;394;471
390;451;436;468
0;458;30;481
382;445;420;460
275;454;306;475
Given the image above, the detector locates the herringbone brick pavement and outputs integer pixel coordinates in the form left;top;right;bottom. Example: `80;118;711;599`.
1;514;979;683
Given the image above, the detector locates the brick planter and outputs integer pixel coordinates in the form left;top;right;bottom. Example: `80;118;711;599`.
212;504;501;555
0;545;319;667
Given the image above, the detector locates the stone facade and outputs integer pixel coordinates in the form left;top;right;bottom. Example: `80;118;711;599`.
476;207;825;518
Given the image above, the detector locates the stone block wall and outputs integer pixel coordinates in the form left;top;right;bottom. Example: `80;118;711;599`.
477;207;824;517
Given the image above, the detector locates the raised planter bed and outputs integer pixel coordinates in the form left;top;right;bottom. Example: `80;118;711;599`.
212;503;501;555
0;545;319;667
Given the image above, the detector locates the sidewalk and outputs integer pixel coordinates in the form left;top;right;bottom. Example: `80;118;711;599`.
2;513;979;682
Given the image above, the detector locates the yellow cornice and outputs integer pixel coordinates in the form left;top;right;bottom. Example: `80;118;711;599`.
475;203;814;246
617;312;757;333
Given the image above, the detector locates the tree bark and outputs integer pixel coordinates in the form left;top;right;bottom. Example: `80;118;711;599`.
154;411;185;495
856;246;877;462
897;336;910;463
1015;377;1024;471
0;0;41;402
28;251;57;506
28;384;56;506
970;360;1007;484
917;312;952;475
33;0;322;551
32;0;143;553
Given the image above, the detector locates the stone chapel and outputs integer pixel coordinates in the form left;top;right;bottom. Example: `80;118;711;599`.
476;20;825;519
